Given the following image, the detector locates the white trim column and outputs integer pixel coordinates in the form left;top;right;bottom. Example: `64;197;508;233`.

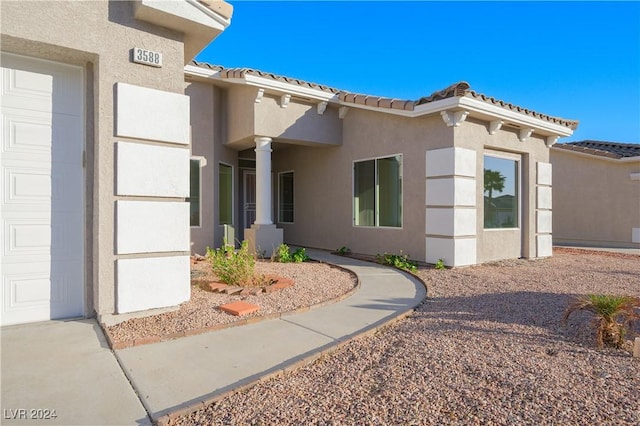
245;136;283;256
254;136;273;225
425;147;477;267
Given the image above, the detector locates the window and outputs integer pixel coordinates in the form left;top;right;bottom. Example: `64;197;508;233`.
278;171;294;223
188;158;201;227
354;155;402;227
483;155;518;229
219;163;233;225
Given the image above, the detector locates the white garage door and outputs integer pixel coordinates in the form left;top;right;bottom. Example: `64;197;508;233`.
0;53;84;326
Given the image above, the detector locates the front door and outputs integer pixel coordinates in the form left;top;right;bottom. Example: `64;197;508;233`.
243;170;256;231
0;54;84;326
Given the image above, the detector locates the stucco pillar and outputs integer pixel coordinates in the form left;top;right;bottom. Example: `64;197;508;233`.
254;136;273;225
244;136;283;256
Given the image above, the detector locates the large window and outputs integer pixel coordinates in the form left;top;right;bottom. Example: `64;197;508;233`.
188;158;202;227
278;171;294;223
354;155;402;227
483;155;518;229
219;163;233;225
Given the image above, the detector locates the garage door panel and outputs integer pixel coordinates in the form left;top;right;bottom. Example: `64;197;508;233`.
4;217;51;257
2;261;82;325
2;109;52;155
1;53;84;326
6;169;51;202
51;214;83;259
1;67;53;113
52;167;83;211
52;113;82;162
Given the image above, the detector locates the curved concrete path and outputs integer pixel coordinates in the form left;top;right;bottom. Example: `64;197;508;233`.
116;249;426;422
0;250;425;425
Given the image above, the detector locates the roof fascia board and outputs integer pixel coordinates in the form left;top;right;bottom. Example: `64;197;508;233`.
551;146;640;163
137;0;230;30
620;155;640;163
456;97;574;136
240;74;336;101
184;64;574;136
185;0;231;28
185;64;222;80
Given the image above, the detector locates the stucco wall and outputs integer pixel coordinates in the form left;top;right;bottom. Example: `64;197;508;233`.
453;118;551;263
272;108;453;262
1;0;187;316
254;95;342;146
187;82;238;254
551;149;640;248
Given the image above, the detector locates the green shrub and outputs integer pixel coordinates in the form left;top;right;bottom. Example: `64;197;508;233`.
206;240;255;286
376;252;417;272
435;259;446;270
336;246;351;256
563;294;640;349
275;243;309;263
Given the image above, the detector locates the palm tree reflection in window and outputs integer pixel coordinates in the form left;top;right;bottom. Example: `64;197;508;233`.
484;155;518;229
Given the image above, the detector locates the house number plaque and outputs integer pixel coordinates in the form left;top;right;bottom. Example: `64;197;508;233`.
132;47;163;68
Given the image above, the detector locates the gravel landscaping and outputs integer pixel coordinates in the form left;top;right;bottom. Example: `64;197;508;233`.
171;248;639;425
106;259;357;345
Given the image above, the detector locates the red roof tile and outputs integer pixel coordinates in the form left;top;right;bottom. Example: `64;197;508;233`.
189;60;578;129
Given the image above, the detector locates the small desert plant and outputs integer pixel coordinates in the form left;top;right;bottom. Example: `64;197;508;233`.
206;240;256;286
376;252;418;273
563;294;640;349
275;243;309;263
435;258;446;270
336;246;351;256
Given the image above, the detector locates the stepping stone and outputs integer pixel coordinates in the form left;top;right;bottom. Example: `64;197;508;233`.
219;301;260;316
223;286;243;295
208;283;228;292
265;277;295;293
239;287;254;296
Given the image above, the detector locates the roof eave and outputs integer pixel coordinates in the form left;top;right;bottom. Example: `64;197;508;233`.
135;0;232;64
551;145;640;163
184;63;576;137
453;97;575;137
184;64;338;101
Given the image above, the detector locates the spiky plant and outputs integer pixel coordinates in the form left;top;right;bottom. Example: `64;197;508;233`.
563;294;640;349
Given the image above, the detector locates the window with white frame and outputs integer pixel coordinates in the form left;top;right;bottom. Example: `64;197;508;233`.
483;155;519;229
278;171;294;223
219;163;233;225
188;158;202;227
354;155;402;227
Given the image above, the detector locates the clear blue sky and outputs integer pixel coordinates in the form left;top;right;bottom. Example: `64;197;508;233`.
197;1;640;144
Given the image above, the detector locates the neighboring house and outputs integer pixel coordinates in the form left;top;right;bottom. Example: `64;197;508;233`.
0;0;578;327
551;141;640;248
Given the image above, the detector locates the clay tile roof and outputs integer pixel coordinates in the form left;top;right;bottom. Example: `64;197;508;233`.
337;92;415;111
415;81;470;104
555;140;640;159
187;60;578;128
465;91;579;130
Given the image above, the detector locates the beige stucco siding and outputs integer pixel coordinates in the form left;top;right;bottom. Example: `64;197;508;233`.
187;82;238;254
225;89;343;148
254;96;342;147
272;109;453;261
551;149;640;248
1;0;187;316
454;118;550;262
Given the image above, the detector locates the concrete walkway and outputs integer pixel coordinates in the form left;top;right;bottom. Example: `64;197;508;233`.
1;250;426;425
1;319;150;425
